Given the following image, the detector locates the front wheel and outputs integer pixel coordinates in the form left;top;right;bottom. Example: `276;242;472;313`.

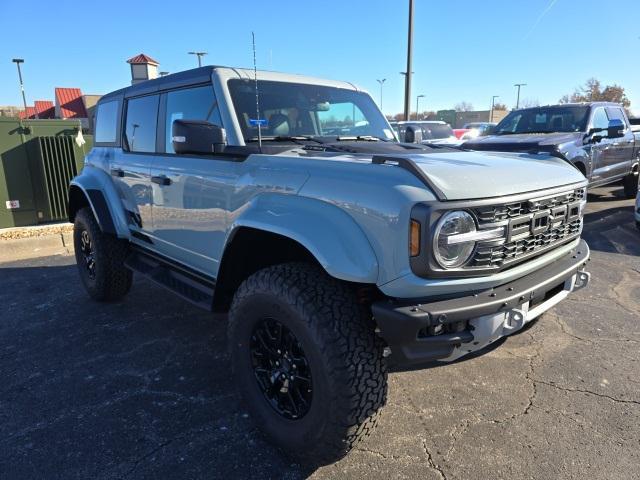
228;263;387;463
73;207;132;301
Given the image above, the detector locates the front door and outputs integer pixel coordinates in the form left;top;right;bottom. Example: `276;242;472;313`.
110;93;160;237
148;84;234;276
588;106;614;183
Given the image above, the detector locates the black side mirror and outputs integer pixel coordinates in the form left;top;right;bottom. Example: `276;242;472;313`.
172;119;226;154
404;125;423;144
607;118;624;139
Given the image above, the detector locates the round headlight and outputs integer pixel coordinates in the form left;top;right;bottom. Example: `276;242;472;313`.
433;211;476;268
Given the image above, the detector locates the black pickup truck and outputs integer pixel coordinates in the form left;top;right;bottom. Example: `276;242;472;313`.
463;102;640;198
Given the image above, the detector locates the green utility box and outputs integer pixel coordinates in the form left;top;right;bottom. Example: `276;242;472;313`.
0;118;93;228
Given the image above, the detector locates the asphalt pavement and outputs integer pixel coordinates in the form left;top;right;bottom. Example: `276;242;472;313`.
1;186;638;480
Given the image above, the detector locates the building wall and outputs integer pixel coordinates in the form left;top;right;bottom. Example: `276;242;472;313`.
455;110;509;128
0;106;21;118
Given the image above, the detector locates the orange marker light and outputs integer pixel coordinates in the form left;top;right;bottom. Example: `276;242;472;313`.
410;220;421;257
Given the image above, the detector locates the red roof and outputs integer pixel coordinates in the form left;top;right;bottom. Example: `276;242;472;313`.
55;87;87;119
127;53;159;65
34;100;55;119
19;107;37;119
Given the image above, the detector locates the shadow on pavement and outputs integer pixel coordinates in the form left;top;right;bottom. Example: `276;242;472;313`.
0;261;316;479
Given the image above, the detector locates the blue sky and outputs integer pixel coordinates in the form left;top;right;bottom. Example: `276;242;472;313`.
1;0;638;115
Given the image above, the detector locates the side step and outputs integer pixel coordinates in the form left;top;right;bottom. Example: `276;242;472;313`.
125;247;215;311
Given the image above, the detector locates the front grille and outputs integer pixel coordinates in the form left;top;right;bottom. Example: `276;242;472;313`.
474;187;586;223
468;186;585;269
472;219;581;268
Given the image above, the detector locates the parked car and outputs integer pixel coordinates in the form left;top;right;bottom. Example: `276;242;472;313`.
68;66;591;462
452;128;470;139
636;178;640;230
463;103;640;198
397;120;459;145
460;122;497;140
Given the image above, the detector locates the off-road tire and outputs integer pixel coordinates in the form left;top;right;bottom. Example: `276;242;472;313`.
73;207;132;301
228;262;387;463
623;170;639;199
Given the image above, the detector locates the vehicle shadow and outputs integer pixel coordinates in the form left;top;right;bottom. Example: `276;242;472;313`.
0;261;317;479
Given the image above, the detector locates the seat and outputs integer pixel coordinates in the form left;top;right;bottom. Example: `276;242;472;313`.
268;113;290;136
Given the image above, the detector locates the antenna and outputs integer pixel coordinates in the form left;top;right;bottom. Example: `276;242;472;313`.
252;32;262;149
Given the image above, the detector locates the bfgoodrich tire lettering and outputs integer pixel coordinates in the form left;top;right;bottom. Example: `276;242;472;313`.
73;207;132;301
228;262;387;463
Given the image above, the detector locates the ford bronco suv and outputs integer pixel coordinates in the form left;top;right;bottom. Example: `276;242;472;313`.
68;66;591;462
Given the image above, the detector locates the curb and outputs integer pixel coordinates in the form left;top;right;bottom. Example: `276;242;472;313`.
0;229;74;263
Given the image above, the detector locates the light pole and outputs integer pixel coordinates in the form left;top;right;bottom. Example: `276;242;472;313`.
514;83;527;109
159;71;170;77
376;78;386;111
403;0;414;121
188;51;208;67
490;95;499;122
12;58;36;118
415;94;425;120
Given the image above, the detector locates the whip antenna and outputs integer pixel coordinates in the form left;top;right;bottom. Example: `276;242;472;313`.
252;32;262;149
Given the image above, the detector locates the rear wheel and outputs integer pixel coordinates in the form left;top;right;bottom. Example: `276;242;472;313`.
228;263;387;463
623;168;639;199
73;207;132;301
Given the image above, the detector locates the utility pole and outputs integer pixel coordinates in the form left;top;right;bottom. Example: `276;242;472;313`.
416;94;425;120
12;58;36;118
188;51;208;67
514;83;527;109
403;0;414;121
376;78;386;111
490;95;499;122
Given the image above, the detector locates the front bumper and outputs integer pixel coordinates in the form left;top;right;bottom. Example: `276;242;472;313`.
372;239;590;366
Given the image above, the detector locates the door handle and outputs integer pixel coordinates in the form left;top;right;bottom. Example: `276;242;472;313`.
110;168;124;177
151;175;172;186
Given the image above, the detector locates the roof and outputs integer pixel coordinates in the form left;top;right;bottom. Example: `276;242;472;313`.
100;66;360;103
19;107;36;119
34;100;55;119
127;53;159;65
55;87;88;118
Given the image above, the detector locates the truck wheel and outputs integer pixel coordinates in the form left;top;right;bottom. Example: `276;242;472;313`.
623;170;638;199
73;207;132;301
228;263;387;463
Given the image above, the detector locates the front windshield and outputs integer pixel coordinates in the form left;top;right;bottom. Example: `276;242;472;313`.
227;79;394;141
494;106;590;134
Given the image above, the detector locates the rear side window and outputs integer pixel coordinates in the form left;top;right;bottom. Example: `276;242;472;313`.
124;95;159;153
95;100;119;143
606;107;627;125
164;85;222;153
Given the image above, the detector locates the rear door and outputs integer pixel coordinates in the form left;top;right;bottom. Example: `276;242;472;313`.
605;106;635;177
110;94;159;237
149;83;237;276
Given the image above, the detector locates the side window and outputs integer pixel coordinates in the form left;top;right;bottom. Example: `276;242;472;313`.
95;100;119;143
606;107;627;125
591;108;609;131
165;85;222;153
124;95;159;153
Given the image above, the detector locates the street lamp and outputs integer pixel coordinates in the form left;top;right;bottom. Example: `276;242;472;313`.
12;58;36;118
188;51;208;67
159;71;170;77
403;0;415;121
376;78;386;111
514;83;527;109
490;95;499;122
415;94;425;120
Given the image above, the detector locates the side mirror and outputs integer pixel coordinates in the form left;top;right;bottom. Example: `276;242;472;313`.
404;125;423;144
172;119;226;154
607;118;624;139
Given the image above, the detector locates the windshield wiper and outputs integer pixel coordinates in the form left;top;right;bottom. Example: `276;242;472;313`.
245;135;325;145
335;135;388;142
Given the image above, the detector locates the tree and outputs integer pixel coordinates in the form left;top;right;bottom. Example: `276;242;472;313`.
559;78;630;108
519;98;540;108
493;102;508;111
455;101;474;112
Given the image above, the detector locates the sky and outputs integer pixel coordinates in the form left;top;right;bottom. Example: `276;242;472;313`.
0;0;638;116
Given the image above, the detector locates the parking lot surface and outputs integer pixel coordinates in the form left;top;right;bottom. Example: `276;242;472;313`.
1;186;638;480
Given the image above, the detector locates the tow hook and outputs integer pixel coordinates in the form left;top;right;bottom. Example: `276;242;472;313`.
573;271;591;291
504;309;525;331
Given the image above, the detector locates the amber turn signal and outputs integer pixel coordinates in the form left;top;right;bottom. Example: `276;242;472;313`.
410;220;421;257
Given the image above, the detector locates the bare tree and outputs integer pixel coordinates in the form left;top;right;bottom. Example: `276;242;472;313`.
519;98;540;108
455;101;474;112
493;102;508;111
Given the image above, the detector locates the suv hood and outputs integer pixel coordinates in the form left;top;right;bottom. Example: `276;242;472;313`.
462;132;582;152
399;150;584;200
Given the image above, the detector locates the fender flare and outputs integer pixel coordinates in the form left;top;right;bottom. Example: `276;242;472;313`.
227;193;379;284
68;165;130;238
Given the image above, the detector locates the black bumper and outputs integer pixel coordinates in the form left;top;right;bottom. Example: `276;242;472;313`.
372;239;590;366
